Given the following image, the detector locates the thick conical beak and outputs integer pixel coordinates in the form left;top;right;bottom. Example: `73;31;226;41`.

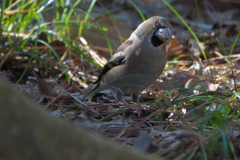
155;28;172;41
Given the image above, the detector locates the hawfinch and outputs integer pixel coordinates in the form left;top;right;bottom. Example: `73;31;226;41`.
85;16;173;115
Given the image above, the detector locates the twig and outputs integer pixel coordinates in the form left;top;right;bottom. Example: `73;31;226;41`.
0;49;12;70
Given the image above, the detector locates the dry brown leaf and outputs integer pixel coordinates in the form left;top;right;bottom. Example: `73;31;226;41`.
33;71;57;97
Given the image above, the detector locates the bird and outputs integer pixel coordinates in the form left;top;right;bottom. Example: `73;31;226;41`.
84;16;173;116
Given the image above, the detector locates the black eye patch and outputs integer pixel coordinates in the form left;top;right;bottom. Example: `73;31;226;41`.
158;23;166;29
161;25;166;28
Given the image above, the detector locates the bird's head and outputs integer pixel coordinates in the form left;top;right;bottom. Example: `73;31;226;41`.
134;16;173;47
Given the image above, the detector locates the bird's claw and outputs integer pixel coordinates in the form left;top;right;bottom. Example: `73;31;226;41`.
131;106;142;117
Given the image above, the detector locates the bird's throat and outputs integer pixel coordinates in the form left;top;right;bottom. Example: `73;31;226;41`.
151;35;164;47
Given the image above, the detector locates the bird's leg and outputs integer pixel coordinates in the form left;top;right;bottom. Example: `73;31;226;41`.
133;93;147;108
110;88;142;117
110;87;125;102
131;93;144;117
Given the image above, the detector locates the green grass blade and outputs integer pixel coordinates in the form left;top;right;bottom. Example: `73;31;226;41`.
161;0;207;60
78;0;97;35
128;0;146;21
229;32;240;56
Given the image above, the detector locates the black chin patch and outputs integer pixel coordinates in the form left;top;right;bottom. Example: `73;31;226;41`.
151;34;164;47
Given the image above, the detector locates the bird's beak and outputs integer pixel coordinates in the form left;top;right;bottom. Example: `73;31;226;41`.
155;28;172;41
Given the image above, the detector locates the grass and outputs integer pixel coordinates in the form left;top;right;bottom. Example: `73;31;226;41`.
161;0;207;60
1;0;108;83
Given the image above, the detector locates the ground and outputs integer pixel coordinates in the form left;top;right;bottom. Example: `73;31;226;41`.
1;0;240;159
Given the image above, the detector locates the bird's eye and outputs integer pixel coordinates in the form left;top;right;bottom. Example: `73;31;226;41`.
154;20;159;24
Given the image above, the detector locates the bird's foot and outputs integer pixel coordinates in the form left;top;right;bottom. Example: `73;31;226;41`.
121;100;143;117
131;105;142;118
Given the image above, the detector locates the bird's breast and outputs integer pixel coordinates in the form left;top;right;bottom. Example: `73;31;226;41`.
127;41;167;75
102;40;168;94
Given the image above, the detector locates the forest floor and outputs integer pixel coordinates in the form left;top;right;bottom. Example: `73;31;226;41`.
1;0;240;159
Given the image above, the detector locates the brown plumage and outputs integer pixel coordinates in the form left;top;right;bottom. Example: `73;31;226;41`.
85;16;173;109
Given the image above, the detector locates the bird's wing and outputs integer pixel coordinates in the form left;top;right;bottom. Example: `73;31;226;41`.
93;40;133;84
